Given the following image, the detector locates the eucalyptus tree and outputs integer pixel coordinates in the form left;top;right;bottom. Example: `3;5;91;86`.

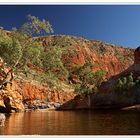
0;14;53;88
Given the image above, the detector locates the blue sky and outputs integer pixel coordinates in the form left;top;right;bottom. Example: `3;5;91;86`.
0;5;140;48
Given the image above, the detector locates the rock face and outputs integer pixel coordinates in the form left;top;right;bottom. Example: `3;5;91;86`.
15;80;76;104
0;82;25;112
0;35;135;112
58;43;140;110
14;80;76;110
0;79;76;112
134;46;140;64
98;46;140;95
37;35;134;79
90;45;140;109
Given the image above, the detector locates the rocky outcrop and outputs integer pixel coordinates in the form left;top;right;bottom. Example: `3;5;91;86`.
98;46;140;94
59;44;140;110
15;80;76;103
0;35;135;112
90;45;140;109
0;79;76;112
37;35;134;79
13;80;76;110
24;100;61;111
0;83;24;113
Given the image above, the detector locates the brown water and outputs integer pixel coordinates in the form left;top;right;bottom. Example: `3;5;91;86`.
0;110;140;135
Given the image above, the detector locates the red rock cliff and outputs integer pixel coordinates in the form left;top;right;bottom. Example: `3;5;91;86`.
1;35;135;112
36;35;134;79
20;35;134;105
14;80;76;104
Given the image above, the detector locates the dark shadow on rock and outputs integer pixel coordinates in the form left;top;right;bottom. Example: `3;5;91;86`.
0;106;8;113
3;96;17;112
57;95;91;110
57;90;140;111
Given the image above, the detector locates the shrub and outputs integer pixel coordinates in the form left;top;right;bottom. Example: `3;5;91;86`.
115;72;138;94
41;45;69;80
73;61;106;95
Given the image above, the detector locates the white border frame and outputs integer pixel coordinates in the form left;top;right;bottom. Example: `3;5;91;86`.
0;1;140;139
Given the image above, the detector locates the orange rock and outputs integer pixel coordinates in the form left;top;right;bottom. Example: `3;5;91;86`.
35;35;134;79
14;80;76;104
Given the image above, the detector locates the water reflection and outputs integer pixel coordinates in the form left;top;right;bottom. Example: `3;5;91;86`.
0;110;140;135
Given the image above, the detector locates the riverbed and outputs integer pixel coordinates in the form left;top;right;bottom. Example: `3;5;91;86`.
0;110;140;135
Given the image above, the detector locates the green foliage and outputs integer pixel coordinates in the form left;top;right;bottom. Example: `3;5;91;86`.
116;78;124;92
115;72;139;94
41;46;69;80
0;15;73;91
0;14;54;88
122;77;127;85
19;14;53;36
0;14;108;93
73;62;106;95
0;14;53;70
26;45;43;66
0;36;22;67
114;50;125;62
127;82;135;89
72;62;106;86
94;70;107;85
127;72;133;83
75;84;94;95
43;35;89;47
43;71;59;88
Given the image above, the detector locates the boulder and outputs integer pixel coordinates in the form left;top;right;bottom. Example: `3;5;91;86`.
0;83;25;113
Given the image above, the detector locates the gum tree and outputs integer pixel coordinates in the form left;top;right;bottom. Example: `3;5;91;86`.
0;14;53;88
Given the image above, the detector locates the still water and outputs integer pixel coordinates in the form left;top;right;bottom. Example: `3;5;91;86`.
0;110;140;135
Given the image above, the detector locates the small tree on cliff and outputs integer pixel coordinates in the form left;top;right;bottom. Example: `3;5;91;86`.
0;14;53;88
74;62;106;107
41;45;69;80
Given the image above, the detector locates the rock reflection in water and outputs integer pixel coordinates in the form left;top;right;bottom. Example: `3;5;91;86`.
0;113;5;127
0;110;140;135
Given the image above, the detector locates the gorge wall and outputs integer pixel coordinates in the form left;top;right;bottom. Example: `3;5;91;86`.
0;35;135;112
37;35;134;78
